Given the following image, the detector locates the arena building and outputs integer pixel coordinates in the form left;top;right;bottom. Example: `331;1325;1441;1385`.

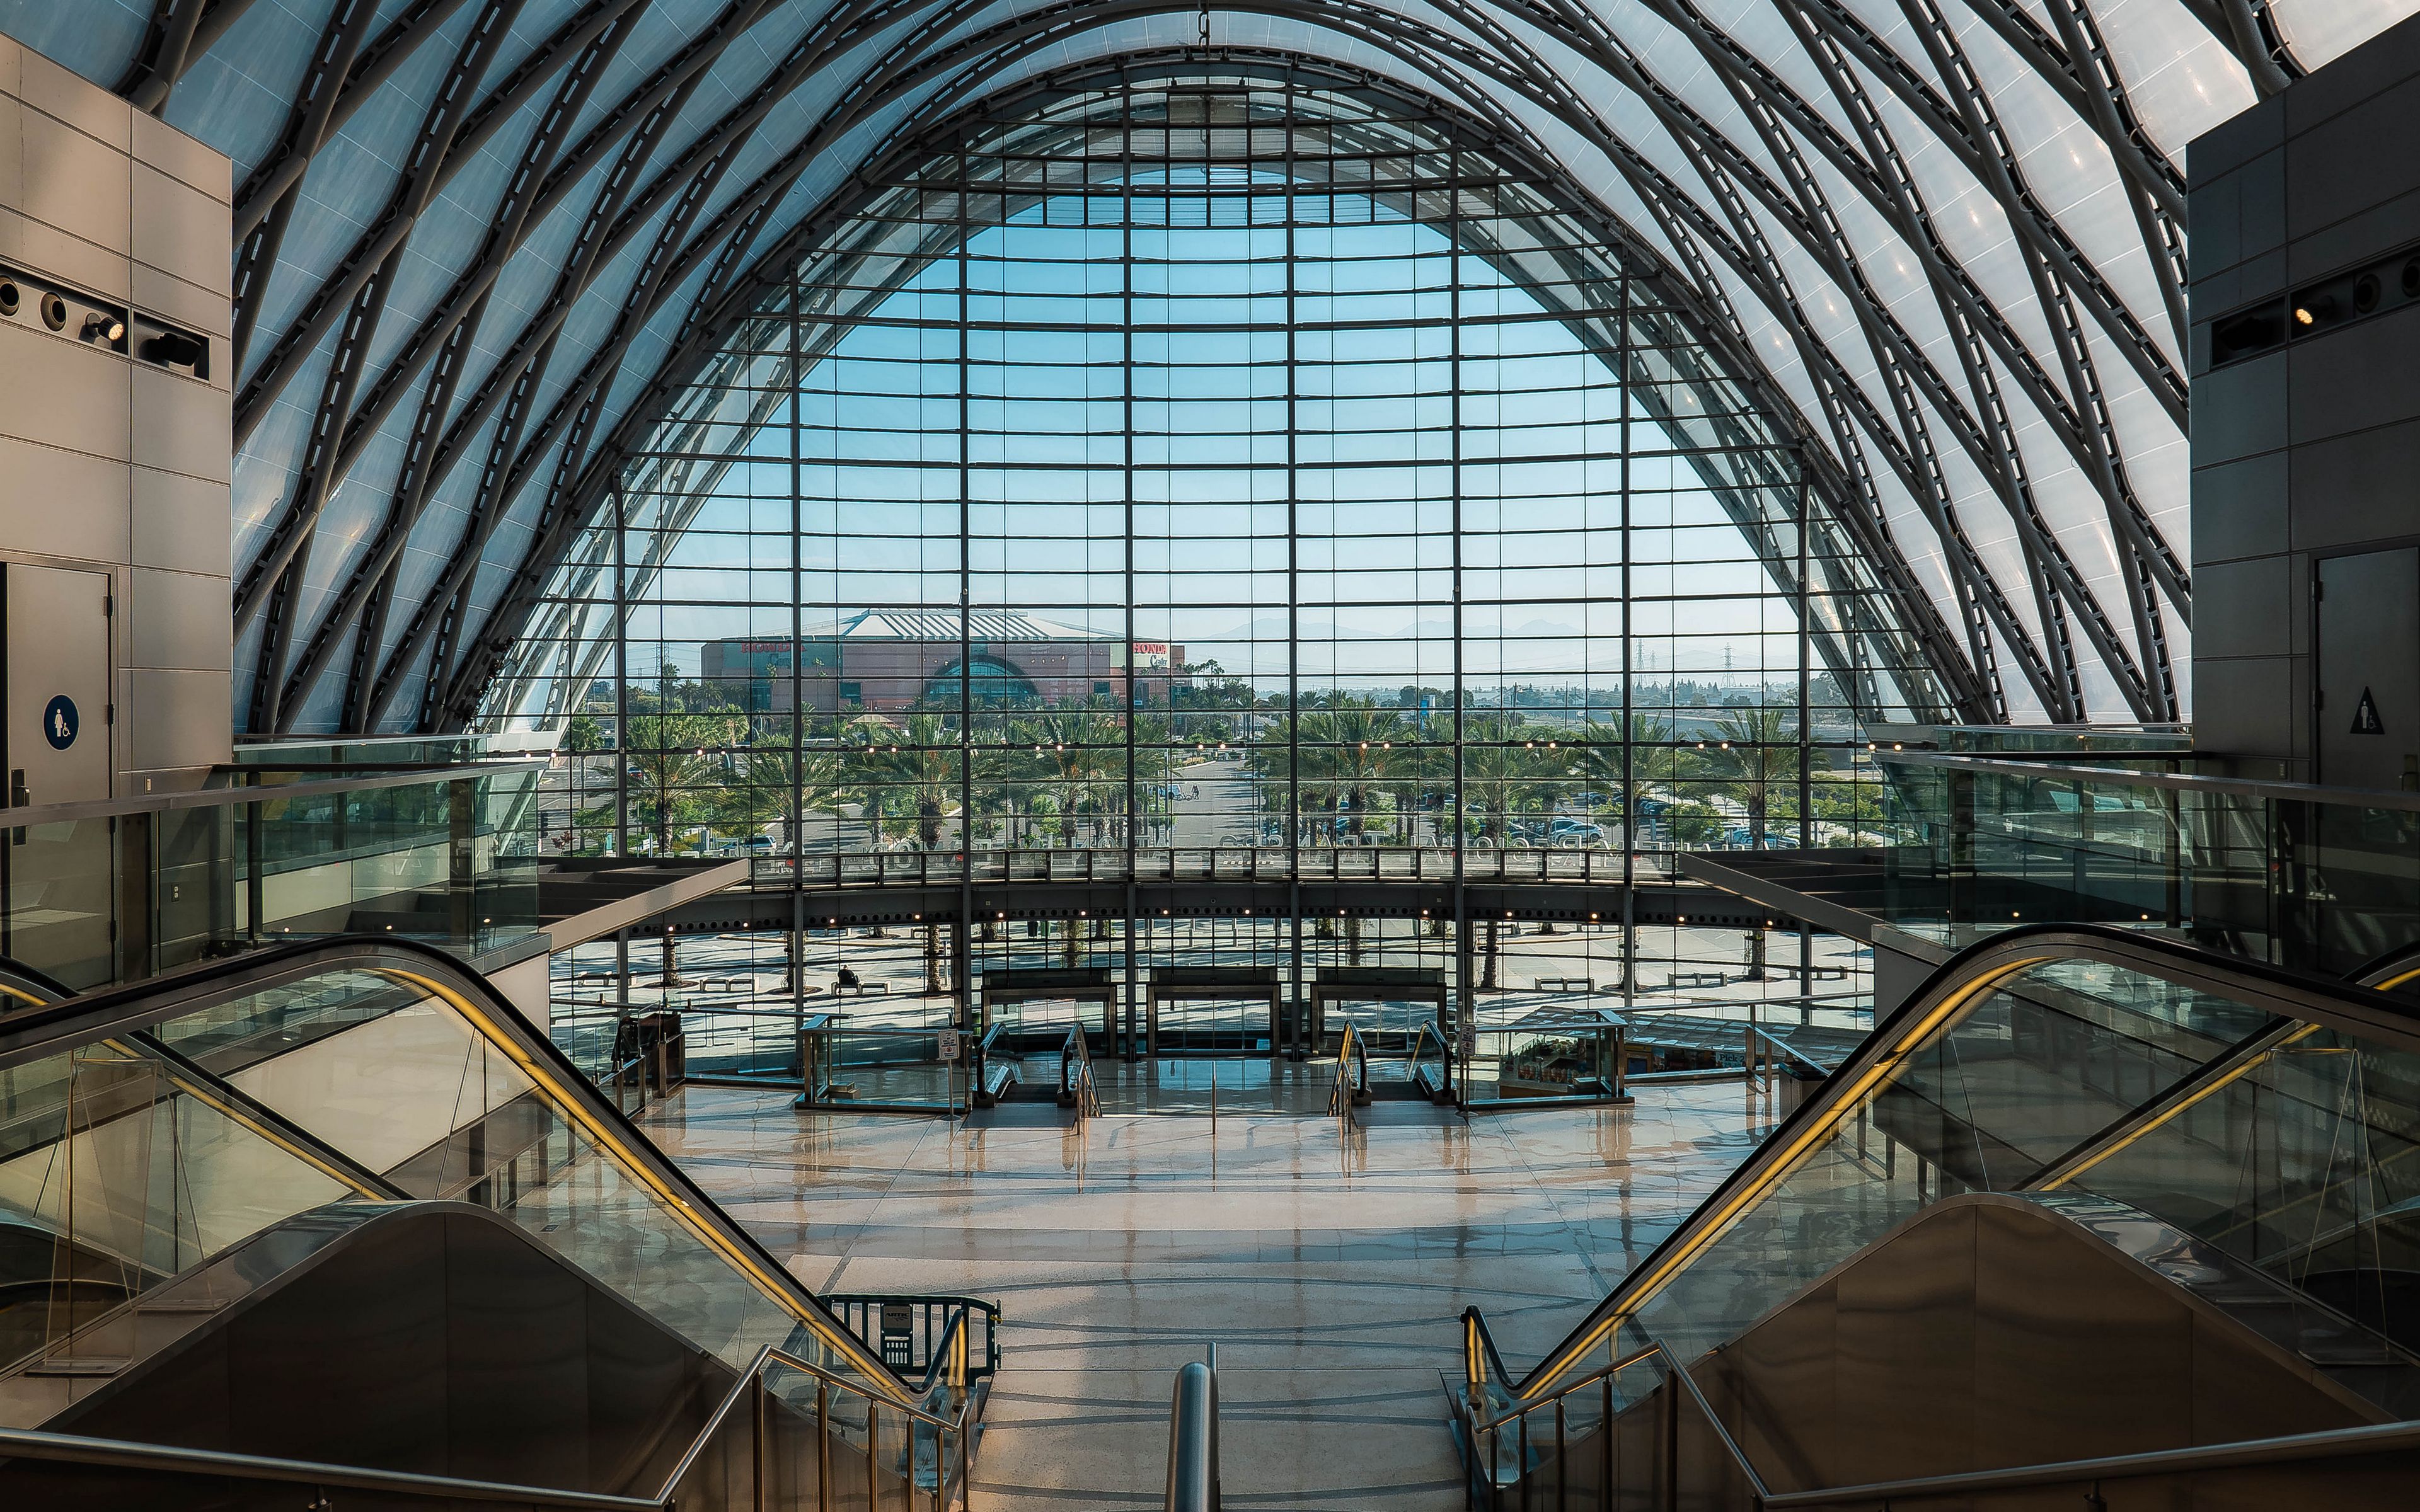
701;610;1187;713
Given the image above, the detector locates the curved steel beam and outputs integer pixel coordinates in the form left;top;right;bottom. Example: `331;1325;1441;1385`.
432;32;1995;729
83;0;2315;730
246;4;647;731
114;0;217;114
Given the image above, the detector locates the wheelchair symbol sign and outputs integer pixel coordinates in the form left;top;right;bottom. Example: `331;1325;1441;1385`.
41;696;76;750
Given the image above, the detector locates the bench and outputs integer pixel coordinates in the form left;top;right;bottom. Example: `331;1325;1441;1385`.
832;982;891;997
1535;977;1594;994
1668;971;1727;990
1806;966;1850;982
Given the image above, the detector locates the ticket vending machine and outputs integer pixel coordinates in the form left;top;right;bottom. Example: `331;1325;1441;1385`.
4;563;112;808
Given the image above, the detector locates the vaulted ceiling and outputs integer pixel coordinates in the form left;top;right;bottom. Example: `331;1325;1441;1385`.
8;0;2404;731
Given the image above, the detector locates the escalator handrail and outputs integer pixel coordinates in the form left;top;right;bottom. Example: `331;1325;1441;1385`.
1062;1024;1100;1119
0;956;78;1009
0;934;924;1407
1460;1333;1772;1502
1490;923;2420;1402
0;1423;660;1509
1758;1414;2420;1507
1327;1021;1365;1126
2018;938;2420;1195
0;958;404;1203
125;1028;411;1201
0;1333;985;1511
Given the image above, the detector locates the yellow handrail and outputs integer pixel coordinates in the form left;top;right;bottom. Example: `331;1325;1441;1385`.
387;966;914;1402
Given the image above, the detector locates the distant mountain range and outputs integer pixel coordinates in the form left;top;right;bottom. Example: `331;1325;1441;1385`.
1190;616;1590;648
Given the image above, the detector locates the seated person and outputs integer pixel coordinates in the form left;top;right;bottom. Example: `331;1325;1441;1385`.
836;965;862;991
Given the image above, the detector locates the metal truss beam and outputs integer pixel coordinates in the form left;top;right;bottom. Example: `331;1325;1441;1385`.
1485;0;2138;714
437;35;2000;730
1634;0;2189;626
238;0;810;660
229;0;666;450
95;0;2298;731
234;0;529;731
251;5;647;731
113;0;218;113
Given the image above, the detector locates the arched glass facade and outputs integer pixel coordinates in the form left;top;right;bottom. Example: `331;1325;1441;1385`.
496;67;1950;888
29;4;2420;735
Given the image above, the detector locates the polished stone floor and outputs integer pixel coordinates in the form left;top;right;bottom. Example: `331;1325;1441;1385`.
639;1073;1777;1508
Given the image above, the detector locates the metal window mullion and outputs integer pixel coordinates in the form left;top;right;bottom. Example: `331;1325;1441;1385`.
1619;261;1634;1008
792;258;807;1016
959;138;977;1043
1284;67;1304;1034
1449;137;1468;1068
454;53;1984;750
1122;77;1139;1058
613;480;629;855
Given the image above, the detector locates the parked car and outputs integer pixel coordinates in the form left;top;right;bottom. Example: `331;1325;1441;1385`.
1552;823;1608;846
1720;827;1799;849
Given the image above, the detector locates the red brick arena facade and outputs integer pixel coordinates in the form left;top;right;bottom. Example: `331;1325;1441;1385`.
702;610;1187;713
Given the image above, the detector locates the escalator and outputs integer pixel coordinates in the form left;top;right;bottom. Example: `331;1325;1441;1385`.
0;937;991;1508
1455;925;2420;1508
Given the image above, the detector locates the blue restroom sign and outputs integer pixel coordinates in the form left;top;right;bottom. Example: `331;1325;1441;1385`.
42;696;76;750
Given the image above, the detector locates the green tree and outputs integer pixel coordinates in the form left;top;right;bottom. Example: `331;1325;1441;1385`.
1698;706;1809;848
1013;705;1124;847
1458;713;1544;847
623;712;746;854
1296;704;1405;842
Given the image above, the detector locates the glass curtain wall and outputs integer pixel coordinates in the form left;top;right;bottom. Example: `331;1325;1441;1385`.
490;67;1950;1008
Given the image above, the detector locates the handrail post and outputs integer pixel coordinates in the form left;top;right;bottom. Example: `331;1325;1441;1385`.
751;1368;766;1512
1165;1360;1219;1511
1662;1358;1677;1512
1600;1373;1613;1503
818;1380;833;1512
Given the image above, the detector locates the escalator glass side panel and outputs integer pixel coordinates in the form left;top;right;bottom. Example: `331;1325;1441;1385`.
2049;1022;2420;1356
150;962;882;1391
1619;953;2283;1367
0;1038;364;1403
0;940;914;1416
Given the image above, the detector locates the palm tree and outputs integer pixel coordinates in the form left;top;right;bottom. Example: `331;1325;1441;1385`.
1015;705;1124;847
1564;713;1673;835
1698;707;1813;979
1245;716;1300;844
623;712;746;854
1699;706;1802;846
1558;714;1672;988
716;744;855;856
1457;713;1539;848
1296;704;1404;842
